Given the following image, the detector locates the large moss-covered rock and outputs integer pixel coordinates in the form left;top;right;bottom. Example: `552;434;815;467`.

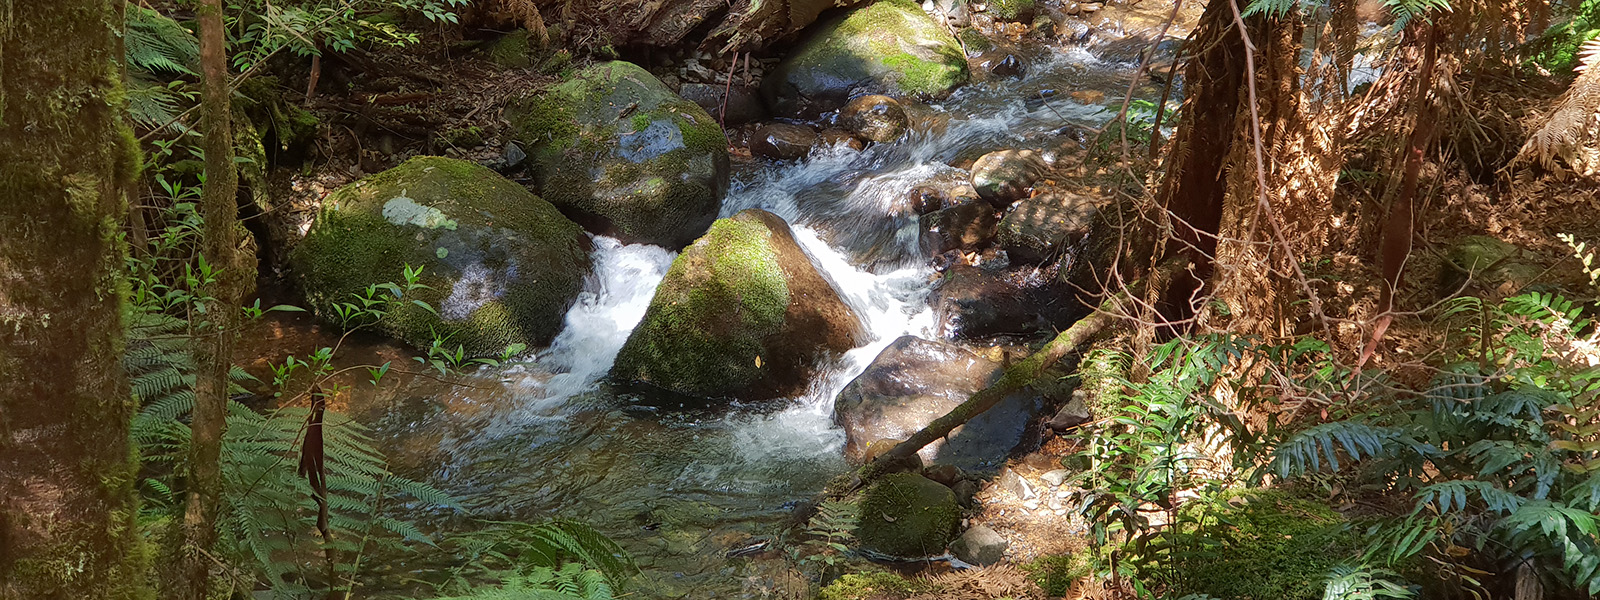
858;473;961;558
508;61;730;249
612;208;862;401
763;0;969;117
291;157;590;355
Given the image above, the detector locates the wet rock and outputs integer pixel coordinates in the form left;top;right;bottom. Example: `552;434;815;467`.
291;157;590;355
678;83;768;126
1046;396;1092;430
920;201;999;254
978;52;1027;79
840;94;910;143
1031;14;1056;38
931;0;972;26
987;0;1036;20
858;473;961;558
998;188;1100;263
910;186;951;215
951;525;1008;565
930;263;1084;340
1440;235;1546;296
508;61;729;248
764;0;969;117
817;128;866;152
750;123;819;160
971;149;1047;205
613;209;863;402
833;336;1044;471
956;27;994;55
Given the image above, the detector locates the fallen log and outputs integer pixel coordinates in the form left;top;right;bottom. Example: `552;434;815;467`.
860;258;1187;480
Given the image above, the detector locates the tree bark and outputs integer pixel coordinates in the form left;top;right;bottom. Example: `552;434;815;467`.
0;2;151;599
181;0;241;598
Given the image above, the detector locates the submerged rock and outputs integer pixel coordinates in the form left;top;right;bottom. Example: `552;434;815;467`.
840;94;910;143
508;61;729;249
997;188;1100;263
971;149;1047;205
291;157;590;356
612;209;862;401
764;0;969;117
834;336;1044;471
857;473;961;558
749;122;819;160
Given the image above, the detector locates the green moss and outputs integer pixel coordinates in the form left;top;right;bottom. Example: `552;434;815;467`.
988;0;1035;19
290;156;589;355
818;571;932;600
483;29;533;68
1024;554;1090;596
775;0;968;100
957;28;993;53
1168;490;1358;600
611;212;788;396
506;61;728;247
856;473;961;558
630;112;653;132
883;46;968;96
439;125;485;148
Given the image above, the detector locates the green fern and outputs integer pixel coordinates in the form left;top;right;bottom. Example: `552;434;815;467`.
431;564;615;600
126;6;199;76
1321;565;1416;599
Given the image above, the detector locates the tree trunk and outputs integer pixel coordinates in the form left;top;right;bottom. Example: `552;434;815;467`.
1155;0;1338;335
0;2;151;599
181;0;241;598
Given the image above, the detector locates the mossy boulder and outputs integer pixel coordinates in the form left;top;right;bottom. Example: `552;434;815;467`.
1439;234;1547;296
290;157;590;355
611;209;863;401
857;473;961;558
763;0;969;117
507;61;730;249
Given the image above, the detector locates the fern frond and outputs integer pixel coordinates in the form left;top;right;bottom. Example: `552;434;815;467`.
1518;37;1600;175
1270;421;1419;477
125;6;199;76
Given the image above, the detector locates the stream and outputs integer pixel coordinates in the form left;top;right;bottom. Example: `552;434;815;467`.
351;29;1181;598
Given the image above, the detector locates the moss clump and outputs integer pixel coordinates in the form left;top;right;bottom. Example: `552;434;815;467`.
857;473;961;558
290;156;590;355
988;0;1036;20
1169;490;1358;600
506;61;729;248
611;211;789;397
482;29;533;68
1024;553;1090;596
765;0;968;114
818;571;932;600
439;125;484;148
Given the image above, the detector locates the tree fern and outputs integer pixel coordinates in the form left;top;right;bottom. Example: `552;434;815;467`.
1517;37;1600;176
125;6;199;76
431;564;615;600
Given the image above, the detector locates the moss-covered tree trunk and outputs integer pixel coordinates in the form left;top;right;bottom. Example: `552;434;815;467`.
180;0;240;598
0;2;151;599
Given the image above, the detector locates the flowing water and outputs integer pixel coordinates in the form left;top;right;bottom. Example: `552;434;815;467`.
359;38;1175;598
